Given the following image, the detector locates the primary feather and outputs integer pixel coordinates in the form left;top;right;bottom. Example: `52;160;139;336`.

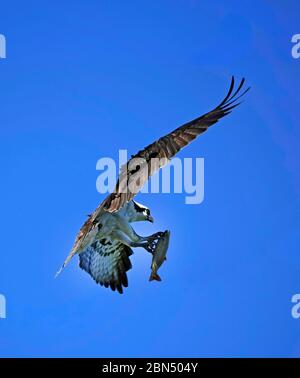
101;76;250;213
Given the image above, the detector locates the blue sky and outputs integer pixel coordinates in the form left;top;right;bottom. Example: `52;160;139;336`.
1;0;300;357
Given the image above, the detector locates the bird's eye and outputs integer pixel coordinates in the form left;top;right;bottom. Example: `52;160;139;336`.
146;209;150;216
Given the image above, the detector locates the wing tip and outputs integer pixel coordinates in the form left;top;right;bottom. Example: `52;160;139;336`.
218;75;250;113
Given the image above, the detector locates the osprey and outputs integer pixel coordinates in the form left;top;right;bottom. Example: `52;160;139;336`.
56;76;249;293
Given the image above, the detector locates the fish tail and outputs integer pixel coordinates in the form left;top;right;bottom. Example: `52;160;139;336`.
149;271;162;282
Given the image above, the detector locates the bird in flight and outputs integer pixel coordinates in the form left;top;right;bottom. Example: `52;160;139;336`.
56;76;250;293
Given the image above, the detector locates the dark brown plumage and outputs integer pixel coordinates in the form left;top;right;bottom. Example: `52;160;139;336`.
68;76;249;261
101;76;250;213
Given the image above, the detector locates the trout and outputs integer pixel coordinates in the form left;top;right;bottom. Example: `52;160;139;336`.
149;230;170;282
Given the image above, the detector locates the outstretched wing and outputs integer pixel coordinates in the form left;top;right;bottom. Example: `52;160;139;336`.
79;238;133;294
68;76;249;255
101;76;250;212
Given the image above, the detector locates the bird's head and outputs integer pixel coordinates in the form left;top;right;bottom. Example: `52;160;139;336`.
130;200;154;223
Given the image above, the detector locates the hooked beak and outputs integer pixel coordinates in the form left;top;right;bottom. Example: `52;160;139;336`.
147;215;154;223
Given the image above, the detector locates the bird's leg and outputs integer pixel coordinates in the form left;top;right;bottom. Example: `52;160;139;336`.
141;231;167;254
143;231;164;241
111;230;162;255
131;231;165;254
111;230;149;249
136;232;165;255
115;213;164;244
115;216;144;243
